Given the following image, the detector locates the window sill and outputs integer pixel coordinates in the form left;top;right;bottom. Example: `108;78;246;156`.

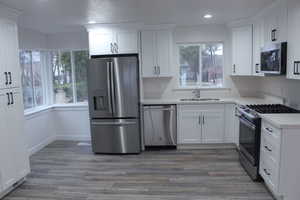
24;105;53;118
173;87;231;91
24;103;89;117
52;102;89;111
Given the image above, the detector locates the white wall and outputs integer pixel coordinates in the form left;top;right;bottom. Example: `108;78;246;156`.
47;31;88;50
142;24;261;100
53;106;91;141
257;77;300;109
24;109;55;155
18;27;48;49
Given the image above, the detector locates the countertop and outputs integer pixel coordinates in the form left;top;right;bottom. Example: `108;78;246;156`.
141;97;278;106
260;114;300;129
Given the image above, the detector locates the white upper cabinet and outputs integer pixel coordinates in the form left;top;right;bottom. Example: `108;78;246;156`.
232;25;253;76
287;0;300;79
263;0;288;44
0;19;21;89
252;20;265;76
88;30;138;56
141;30;172;78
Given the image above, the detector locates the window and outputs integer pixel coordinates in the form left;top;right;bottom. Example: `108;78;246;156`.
179;43;224;88
20;50;47;110
74;51;89;102
51;50;89;104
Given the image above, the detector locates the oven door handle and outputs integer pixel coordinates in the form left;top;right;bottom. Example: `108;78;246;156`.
239;117;256;130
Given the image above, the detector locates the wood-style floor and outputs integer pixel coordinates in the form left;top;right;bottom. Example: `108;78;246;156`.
4;141;273;200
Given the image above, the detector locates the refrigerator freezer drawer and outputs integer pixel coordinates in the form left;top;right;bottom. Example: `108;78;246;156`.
90;119;141;154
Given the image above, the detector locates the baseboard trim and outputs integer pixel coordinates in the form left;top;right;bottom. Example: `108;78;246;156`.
177;143;237;150
55;135;91;141
28;136;56;156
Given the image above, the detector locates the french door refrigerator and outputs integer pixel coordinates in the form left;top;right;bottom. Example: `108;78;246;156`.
87;54;141;154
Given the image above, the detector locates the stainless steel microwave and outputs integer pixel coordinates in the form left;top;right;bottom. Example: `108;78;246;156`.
260;42;287;75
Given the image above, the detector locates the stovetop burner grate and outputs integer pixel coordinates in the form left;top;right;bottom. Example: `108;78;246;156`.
247;104;300;114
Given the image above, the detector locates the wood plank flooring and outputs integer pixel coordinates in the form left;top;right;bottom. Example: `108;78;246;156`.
4;141;273;200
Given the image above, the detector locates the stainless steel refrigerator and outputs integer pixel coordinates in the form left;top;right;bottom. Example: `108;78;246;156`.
87;54;141;154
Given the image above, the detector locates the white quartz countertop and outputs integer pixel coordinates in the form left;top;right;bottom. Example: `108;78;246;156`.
260;114;300;129
141;97;277;106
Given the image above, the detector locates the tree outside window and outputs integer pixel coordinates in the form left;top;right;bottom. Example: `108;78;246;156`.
179;43;224;88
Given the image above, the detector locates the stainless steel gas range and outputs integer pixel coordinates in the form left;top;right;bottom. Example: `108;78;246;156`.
236;104;300;181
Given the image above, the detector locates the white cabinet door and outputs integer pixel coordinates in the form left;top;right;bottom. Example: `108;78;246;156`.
141;30;172;78
116;31;138;54
141;31;156;77
253;20;265;76
263;0;288;44
156;30;172;77
178;110;202;144
287;0;300;79
0;20;21;89
202;110;225;143
232;25;253;76
9;90;30;180
89;32;115;56
0;92;17;191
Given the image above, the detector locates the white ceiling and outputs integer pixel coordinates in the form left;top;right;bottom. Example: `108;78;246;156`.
0;0;274;34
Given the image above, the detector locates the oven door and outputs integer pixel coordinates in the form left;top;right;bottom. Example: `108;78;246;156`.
239;116;258;166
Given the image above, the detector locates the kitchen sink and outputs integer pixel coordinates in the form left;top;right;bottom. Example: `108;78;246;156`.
180;98;220;102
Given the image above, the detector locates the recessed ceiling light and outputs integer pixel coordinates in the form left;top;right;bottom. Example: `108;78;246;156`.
203;14;213;19
88;20;97;24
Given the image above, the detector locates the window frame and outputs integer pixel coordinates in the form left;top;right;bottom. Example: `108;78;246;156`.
51;49;89;105
176;42;225;89
20;50;51;112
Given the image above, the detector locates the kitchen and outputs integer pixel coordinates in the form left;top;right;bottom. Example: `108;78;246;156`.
0;0;300;199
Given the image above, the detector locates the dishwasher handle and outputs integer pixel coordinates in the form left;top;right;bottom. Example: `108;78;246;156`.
143;105;176;111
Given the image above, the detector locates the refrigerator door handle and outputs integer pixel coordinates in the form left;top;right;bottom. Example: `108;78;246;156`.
91;121;137;126
110;61;116;114
106;62;113;113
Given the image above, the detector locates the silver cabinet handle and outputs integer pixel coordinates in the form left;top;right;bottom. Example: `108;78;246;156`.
264;145;272;152
255;63;260;73
8;72;12;85
265;127;273;133
114;43;118;53
110;43;114;54
203;115;205;124
157;66;160;75
294;61;300;75
153;66;157;75
4;72;8;85
264;168;271;176
233;64;236;73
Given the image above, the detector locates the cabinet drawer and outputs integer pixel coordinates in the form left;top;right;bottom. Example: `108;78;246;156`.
261;132;280;165
261;120;281;144
260;153;279;194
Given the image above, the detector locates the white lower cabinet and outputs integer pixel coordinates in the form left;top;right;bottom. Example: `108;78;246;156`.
0;89;30;195
259;120;300;200
178;104;225;144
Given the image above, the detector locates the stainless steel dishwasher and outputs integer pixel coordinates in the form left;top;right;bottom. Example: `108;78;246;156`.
143;105;177;147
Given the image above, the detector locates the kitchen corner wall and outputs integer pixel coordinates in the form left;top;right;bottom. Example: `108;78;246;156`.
142;24;261;100
19;27;91;155
258;77;300;109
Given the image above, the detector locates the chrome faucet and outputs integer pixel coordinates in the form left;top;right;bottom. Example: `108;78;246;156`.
192;89;201;98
